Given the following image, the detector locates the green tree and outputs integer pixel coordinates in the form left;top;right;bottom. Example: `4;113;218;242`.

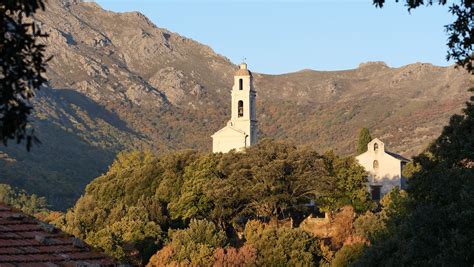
149;219;228;266
62;150;171;263
352;188;407;243
331;243;365;267
0;183;47;214
357;128;372;155
318;152;373;213
353;211;385;240
168;153;222;222
1;0;49;150
245;142;330;223
169;140;334;227
373;0;473;74
356;93;474;265
244;220;321;266
401;161;421;179
60;142;379;264
88;205;164;265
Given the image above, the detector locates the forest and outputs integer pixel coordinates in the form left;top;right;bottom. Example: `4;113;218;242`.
40;139;372;265
21;91;469;266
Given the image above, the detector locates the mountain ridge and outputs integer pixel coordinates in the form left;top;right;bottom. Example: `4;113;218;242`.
0;0;470;209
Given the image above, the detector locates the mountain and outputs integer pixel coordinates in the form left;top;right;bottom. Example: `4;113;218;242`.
0;0;471;210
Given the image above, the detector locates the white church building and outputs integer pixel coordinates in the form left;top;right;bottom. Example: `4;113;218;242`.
212;63;258;153
212;64;410;201
356;138;410;200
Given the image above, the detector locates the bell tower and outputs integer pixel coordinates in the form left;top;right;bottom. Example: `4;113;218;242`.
211;63;258;153
230;63;257;146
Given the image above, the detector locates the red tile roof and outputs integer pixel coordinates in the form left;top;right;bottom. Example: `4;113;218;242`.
0;203;116;266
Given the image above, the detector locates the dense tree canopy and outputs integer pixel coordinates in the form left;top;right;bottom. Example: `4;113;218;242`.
0;0;49;149
243;220;321;266
54;139;372;264
148;219;228;266
148;219;322;267
318;152;374;213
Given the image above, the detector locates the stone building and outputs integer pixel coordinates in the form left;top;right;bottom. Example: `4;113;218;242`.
212;63;258;153
356;138;410;200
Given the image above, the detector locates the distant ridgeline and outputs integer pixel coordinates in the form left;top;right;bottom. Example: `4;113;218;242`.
0;0;470;210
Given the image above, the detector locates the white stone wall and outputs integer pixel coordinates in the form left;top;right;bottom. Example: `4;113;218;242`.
212;129;247;153
356;138;403;196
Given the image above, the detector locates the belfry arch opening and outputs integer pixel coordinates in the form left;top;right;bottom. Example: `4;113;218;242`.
239;79;243;90
238;100;244;117
374;143;379;152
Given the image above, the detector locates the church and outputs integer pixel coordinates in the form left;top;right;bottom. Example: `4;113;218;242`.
212;63;258;153
356;138;410;200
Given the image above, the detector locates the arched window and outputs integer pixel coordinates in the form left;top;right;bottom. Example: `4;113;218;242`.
238;100;244;117
239;79;243;90
373;160;379;170
374;143;379;152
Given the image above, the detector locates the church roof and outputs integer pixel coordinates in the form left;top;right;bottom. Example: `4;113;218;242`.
357;138;411;163
235;68;252;76
386;151;411;162
211;124;247;138
235;63;252;77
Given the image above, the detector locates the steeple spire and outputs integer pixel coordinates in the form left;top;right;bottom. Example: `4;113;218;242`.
211;63;258;153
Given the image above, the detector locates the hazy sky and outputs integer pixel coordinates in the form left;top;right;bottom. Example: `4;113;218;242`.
94;0;455;74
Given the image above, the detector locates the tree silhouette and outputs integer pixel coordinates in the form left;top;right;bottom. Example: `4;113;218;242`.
1;0;49;150
357;127;372;155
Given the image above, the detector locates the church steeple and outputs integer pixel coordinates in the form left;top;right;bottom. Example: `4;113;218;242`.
211;63;258;153
231;63;256;122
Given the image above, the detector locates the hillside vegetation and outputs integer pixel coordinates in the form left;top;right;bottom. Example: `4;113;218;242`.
45;92;472;266
0;0;471;210
48;140;373;265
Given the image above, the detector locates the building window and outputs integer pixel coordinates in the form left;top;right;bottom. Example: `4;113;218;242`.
238;100;244;117
373;160;379;170
370;185;381;201
374;143;379;152
239;79;243;90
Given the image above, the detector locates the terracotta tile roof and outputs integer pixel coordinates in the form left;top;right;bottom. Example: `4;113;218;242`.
0;203;116;266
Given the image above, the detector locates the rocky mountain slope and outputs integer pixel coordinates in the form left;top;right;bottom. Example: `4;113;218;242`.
0;0;471;209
